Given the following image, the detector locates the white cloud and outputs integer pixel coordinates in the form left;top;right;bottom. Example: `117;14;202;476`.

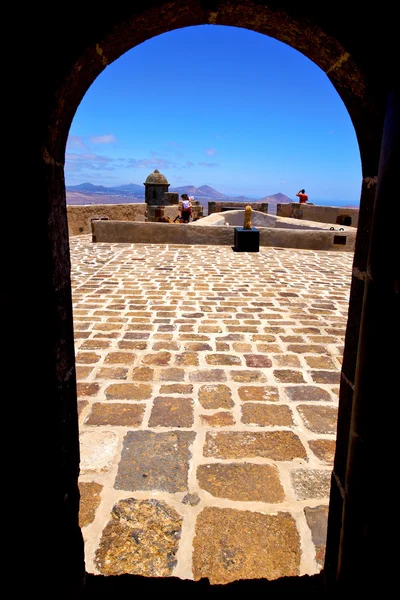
90;134;117;144
205;148;217;156
66;135;87;149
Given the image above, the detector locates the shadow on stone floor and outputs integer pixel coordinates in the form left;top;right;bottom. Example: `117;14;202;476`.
83;571;327;598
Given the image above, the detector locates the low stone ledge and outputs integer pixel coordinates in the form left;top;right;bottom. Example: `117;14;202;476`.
91;220;356;251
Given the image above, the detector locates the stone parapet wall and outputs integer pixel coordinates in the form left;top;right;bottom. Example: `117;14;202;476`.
146;205;181;222
91;220;356;252
276;203;359;227
208;201;268;215
67;203;147;236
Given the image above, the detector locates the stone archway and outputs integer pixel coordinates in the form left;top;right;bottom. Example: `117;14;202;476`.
27;2;395;597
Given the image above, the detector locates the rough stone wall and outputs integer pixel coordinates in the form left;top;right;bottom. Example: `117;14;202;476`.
277;203;359;227
145;185;169;205
146;205;181;222
67;204;147;236
208;201;268;215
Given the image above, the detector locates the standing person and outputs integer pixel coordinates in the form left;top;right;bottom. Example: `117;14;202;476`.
180;193;192;223
296;189;308;204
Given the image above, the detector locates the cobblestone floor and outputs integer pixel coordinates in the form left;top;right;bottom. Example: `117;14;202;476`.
72;235;354;585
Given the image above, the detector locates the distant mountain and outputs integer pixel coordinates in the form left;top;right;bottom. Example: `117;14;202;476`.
259;192;293;204
65;182;293;212
67;182;111;192
66;182;145;195
114;183;145;194
169;185;227;199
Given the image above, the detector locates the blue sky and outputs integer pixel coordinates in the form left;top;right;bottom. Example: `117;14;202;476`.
66;25;362;205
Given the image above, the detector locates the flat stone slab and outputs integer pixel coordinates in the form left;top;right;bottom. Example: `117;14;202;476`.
78;481;103;528
238;385;279;402
297;405;338;433
192;507;300;584
115;430;196;492
291;469;332;500
85;402;145;426
95;498;182;576
197;463;285;502
199;384;233;409
284;385;332;402
241;403;294;426
203;431;307;460
304;505;329;567
148;396;194;427
79;430;119;473
308;439;336;463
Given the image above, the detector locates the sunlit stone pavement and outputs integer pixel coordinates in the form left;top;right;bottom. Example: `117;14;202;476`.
71;235;353;584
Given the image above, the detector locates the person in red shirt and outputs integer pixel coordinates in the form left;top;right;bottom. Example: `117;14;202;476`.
296;189;308;204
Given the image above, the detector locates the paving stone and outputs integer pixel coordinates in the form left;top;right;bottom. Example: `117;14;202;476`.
104;383;152;400
284;385;332;402
273;369;306;383
80;339;111;349
78;481;103;528
256;343;283;353
215;342;230;351
75;352;102;364
192;507;300;584
152;341;180;350
95;498;182;576
197;463;284;502
190;369;227;382
174;352;199;366
76;382;100;397
80;430;119;473
310;370;341;384
104;351;136;365
297;405;338;433
308;439;336;464
205;354;242;366
304;356;337;369
200;412;235;427
128;366;153;381
85;402;145;426
78;400;88;416
148;397;194;427
304;505;329;567
230;370;267;382
232;342;252;352
238;385;279;402
199;384;233;409
123;332;150;340
159;384;193;394
115;430;196;492
241;403;294;426
159;368;185;381
244;354;272;368
141;351;171;365
97;367;128;380
291;469;331;500
273;354;302;367
203;431;307;460
71;238;353;582
184;342;213;351
118;340;148;350
75;366;94;379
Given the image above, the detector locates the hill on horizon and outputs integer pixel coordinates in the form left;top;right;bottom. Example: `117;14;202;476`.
66;182;293;208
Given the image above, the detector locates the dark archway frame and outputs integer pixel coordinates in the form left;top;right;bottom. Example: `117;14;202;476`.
26;1;396;597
